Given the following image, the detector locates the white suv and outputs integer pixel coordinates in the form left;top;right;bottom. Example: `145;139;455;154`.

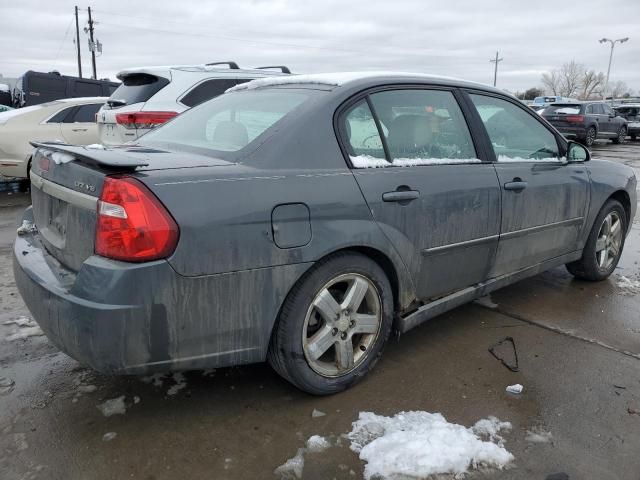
97;62;289;145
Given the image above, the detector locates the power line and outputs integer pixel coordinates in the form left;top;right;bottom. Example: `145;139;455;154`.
53;15;74;64
489;51;503;87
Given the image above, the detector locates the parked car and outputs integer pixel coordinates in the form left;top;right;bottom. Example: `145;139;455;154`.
542;102;628;147
0;104;13;113
532;95;577;108
0;97;106;178
613;104;640;140
0;83;11;107
14;73;636;395
12;71;117;108
96;62;290;145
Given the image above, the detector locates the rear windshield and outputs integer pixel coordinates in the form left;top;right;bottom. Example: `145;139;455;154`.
544;104;582;114
140;89;313;157
614;106;639;118
109;73;169;106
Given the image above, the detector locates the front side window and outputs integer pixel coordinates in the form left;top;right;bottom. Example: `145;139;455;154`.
602;104;614;116
141;89;311;156
470;94;560;162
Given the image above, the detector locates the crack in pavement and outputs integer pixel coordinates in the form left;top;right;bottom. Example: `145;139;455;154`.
476;304;640;361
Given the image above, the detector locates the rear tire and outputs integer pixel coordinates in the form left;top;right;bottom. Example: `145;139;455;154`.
581;126;597;147
267;252;393;395
612;126;627;144
566;199;627;281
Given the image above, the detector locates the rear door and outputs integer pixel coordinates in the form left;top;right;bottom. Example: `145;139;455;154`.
59;103;102;145
466;92;589;277
342;87;501;300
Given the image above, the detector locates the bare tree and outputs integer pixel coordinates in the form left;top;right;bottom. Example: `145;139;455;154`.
541;70;560;95
610;80;633;99
558;61;583;98
579;70;605;100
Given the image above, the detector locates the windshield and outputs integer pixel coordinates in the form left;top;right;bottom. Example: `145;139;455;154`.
109;73;169;106
140;89;313;157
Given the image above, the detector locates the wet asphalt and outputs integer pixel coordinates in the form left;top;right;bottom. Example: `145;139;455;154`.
0;141;639;480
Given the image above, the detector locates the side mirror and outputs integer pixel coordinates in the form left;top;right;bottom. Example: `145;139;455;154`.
567;141;590;162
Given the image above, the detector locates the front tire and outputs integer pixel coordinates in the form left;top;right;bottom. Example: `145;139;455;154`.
268;252;393;395
612;126;627;144
566;199;627;281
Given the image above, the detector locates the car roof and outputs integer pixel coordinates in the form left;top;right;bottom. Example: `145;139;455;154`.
614;103;640;107
116;64;287;81
227;71;504;95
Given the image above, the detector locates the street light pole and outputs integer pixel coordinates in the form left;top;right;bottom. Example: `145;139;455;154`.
599;37;629;100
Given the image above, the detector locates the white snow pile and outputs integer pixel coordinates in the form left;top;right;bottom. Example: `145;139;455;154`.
274;435;332;479
350;154;481;169
506;384;524;394
306;435;331;453
85;144;106;150
16;220;37;236
274;448;306;479
40;148;75;165
311;408;326;418
102;432;117;442
616;275;640;296
347;411;513;479
97;396;127;417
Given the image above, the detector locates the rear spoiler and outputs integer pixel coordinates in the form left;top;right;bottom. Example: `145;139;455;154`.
30;142;149;169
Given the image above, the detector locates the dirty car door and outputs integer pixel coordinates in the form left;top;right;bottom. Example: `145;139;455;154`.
341;88;501;300
467;92;589;277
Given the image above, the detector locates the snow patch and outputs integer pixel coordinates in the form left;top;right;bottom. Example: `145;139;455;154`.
497;155;565;163
39;148;75;165
97;396;127;417
5;325;44;342
166;372;187;396
525;428;553;443
616;275;640;295
16;220;37;236
311;408;326;418
85;144;106;150
506;384;523;394
3;316;34;327
347;411;513;479
102;432;117;442
227;71;473;93
140;373;165;387
350;154;481;168
306;435;331;453
274;447;305;479
0;376;15;396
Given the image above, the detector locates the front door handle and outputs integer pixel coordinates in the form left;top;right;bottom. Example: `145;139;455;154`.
382;190;420;203
504;179;528;191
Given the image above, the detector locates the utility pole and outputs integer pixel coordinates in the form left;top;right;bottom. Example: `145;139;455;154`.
74;6;83;78
599;37;629;100
490;51;503;87
87;6;97;79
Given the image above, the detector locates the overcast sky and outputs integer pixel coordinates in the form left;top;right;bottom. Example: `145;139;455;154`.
1;0;638;93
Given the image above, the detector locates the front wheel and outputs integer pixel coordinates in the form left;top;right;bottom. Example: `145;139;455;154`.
268;252;393;395
566;199;627;281
612;126;627;144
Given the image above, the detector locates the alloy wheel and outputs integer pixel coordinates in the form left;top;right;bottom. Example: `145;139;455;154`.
586;128;596;147
595;211;623;270
618;128;627;144
302;273;382;377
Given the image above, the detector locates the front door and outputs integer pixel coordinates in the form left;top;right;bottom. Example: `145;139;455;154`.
341;88;501;300
467;93;590;277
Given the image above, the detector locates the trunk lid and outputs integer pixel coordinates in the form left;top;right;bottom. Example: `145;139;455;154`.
29;142;233;272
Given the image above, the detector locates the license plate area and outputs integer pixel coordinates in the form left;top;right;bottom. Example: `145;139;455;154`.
32;188;68;250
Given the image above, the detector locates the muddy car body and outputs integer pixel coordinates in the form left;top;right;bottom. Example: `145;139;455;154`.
14;73;637;394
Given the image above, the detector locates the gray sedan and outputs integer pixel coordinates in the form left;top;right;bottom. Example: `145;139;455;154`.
14;73;637;394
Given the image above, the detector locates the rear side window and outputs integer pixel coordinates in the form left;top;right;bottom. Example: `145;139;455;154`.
47;106;75;123
109;74;169;106
141;89;310;155
592;104;605;114
470;94;560;161
71;103;102;122
180;79;250;107
343;101;387;163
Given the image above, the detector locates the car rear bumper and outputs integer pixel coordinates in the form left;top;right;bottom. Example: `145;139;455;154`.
14;207;312;374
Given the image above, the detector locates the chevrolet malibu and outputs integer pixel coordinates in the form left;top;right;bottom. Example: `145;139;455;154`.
14;73;637;395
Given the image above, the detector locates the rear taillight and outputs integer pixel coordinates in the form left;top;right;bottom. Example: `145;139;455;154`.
565;115;585;123
115;111;177;129
96;176;179;262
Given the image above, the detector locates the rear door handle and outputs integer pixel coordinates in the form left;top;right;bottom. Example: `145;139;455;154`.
72;128;88;132
382;190;420;203
503;180;528;191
